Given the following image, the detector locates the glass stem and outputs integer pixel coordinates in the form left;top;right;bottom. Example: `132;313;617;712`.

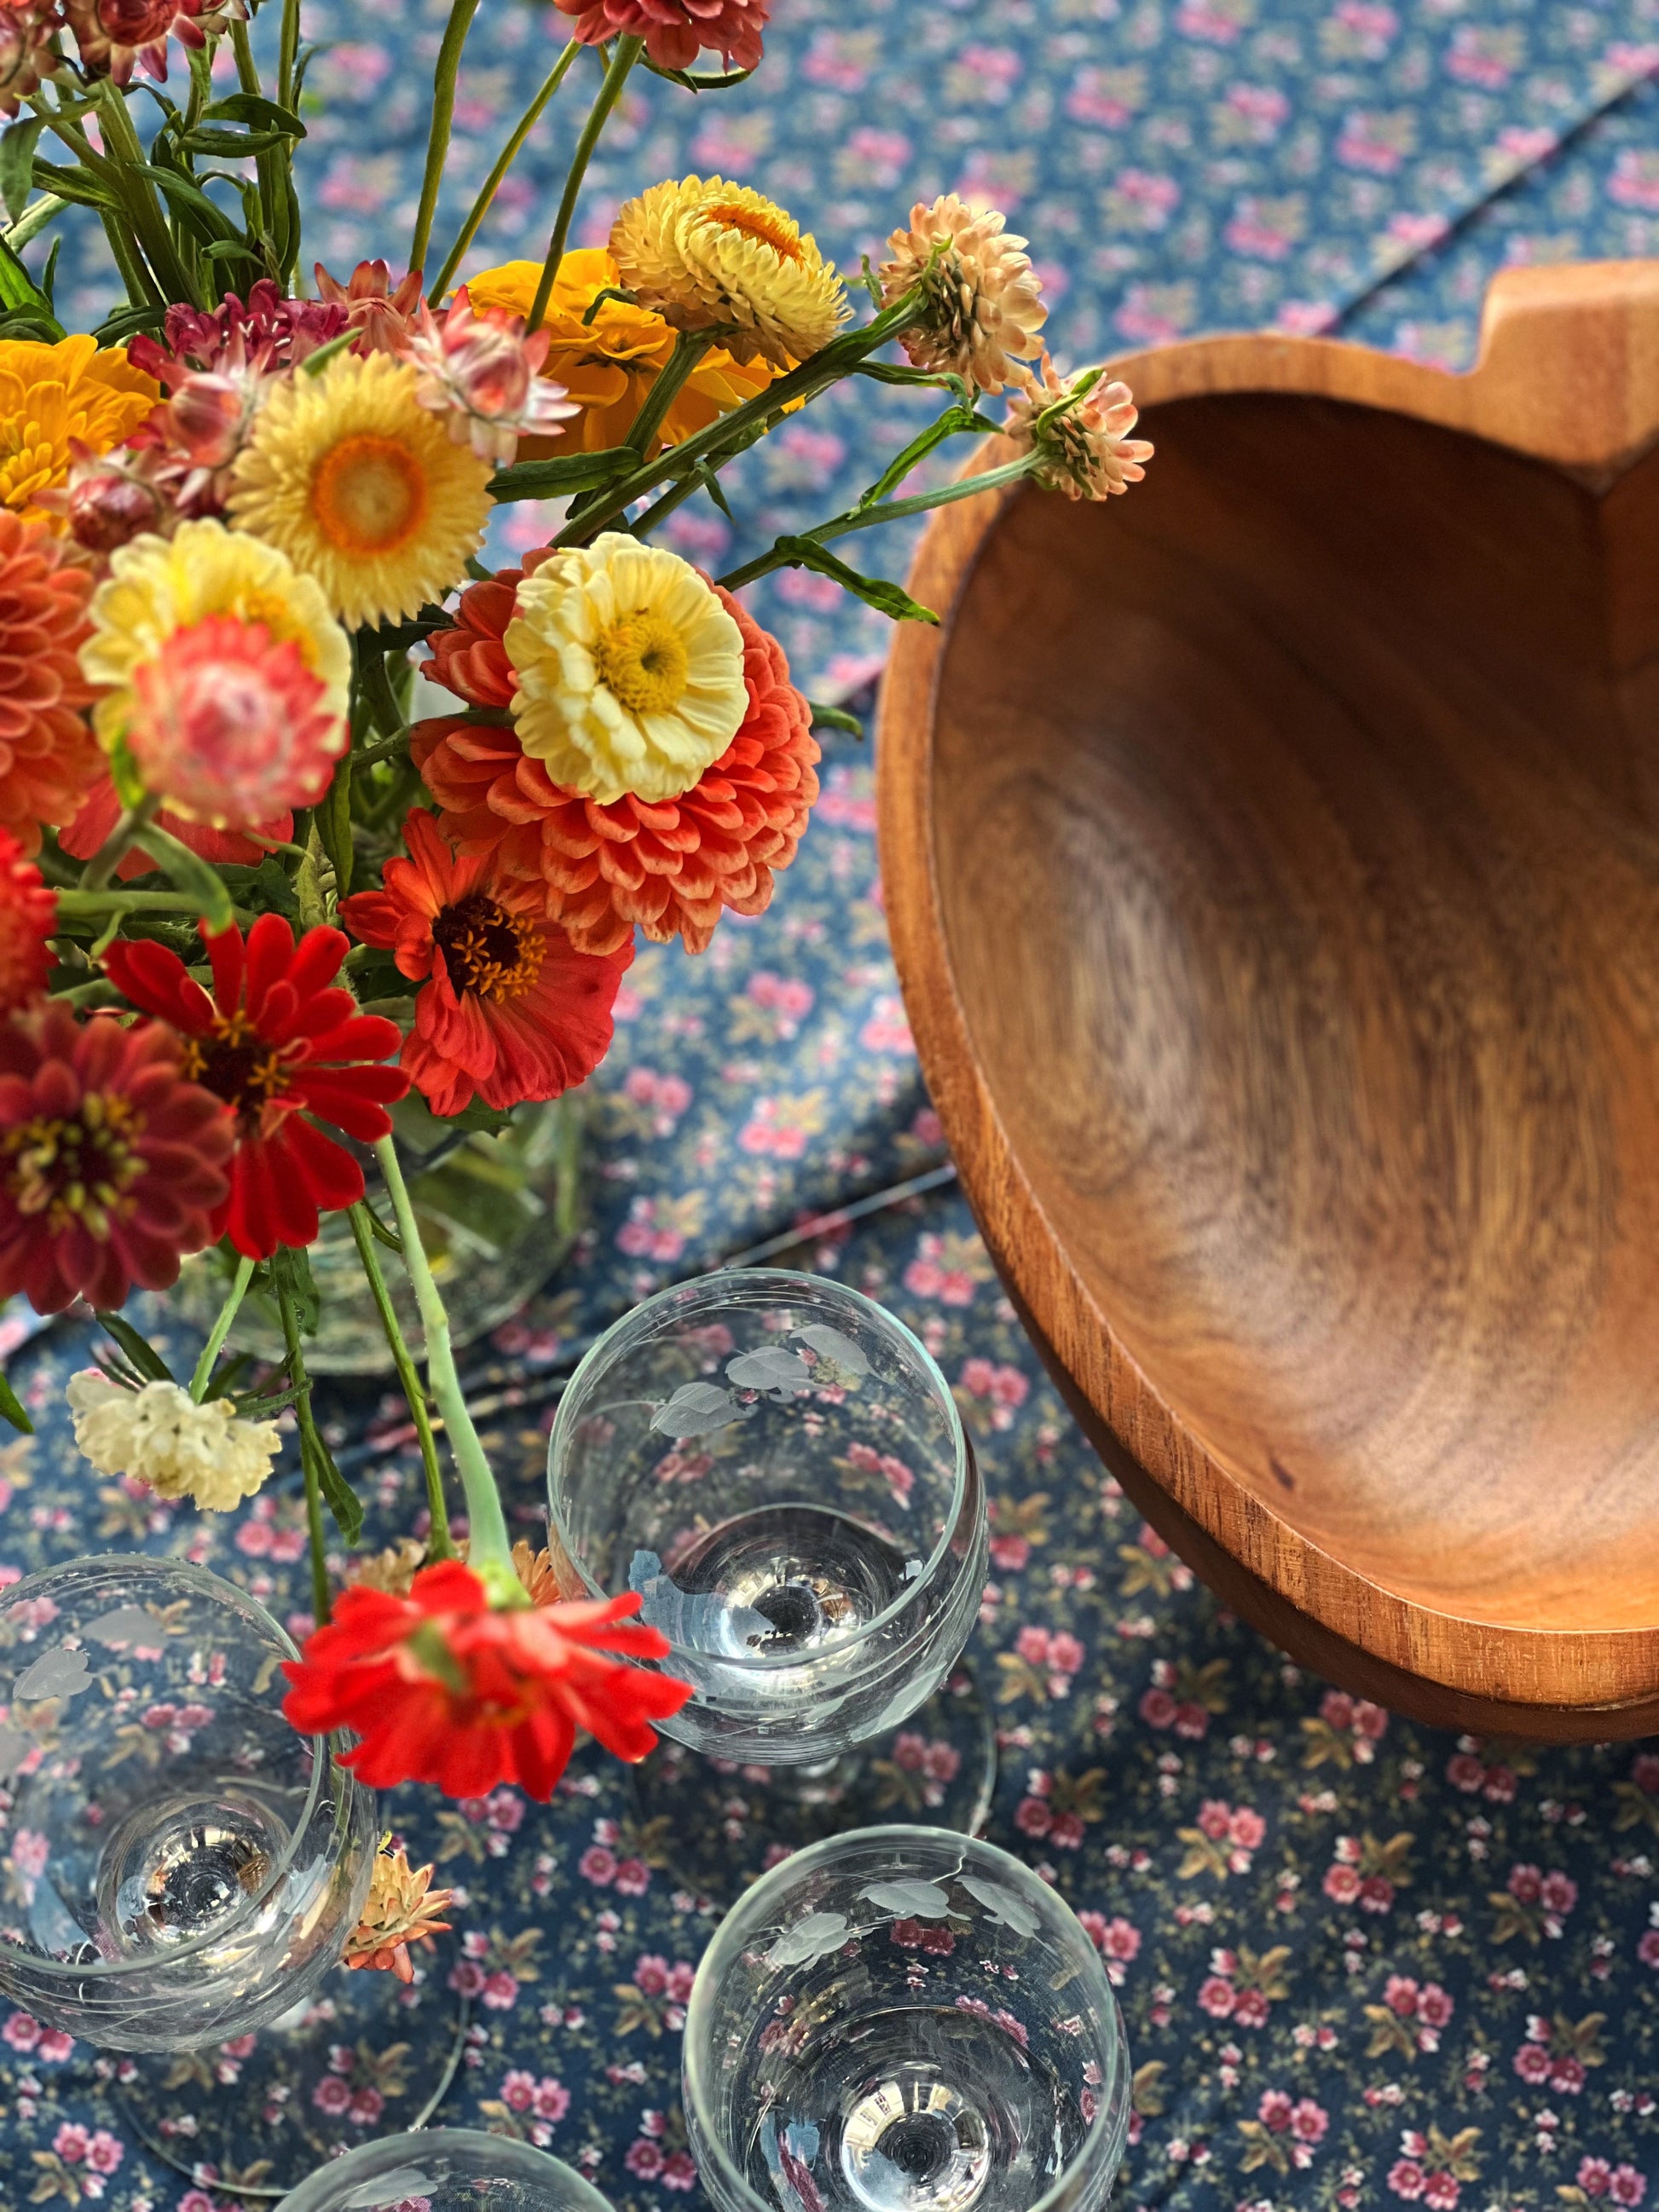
188;1255;253;1403
527;36;642;333
409;0;482;277
429;36;581;302
346;1200;454;1560
372;1135;523;1607
277;1280;332;1627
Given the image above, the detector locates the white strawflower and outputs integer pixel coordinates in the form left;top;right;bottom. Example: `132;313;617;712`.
66;1371;280;1512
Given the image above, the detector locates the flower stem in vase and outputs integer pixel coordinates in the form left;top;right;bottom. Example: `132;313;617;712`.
347;1198;454;1559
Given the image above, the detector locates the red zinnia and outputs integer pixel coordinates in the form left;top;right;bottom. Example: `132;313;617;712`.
280;1559;693;1800
101;915;408;1259
416;566;818;956
0;1001;232;1311
339;810;629;1118
0;829;56;1015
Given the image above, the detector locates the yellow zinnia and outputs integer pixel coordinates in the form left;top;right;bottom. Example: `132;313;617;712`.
610;177;850;369
0;335;159;526
227;350;492;629
504;531;748;805
80;517;351;752
466;251;778;457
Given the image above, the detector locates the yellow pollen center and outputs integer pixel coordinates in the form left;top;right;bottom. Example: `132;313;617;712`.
311;432;428;556
3;1094;145;1241
593;610;690;717
708;202;802;263
432;893;544;1005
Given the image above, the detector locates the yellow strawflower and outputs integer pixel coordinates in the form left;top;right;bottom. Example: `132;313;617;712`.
610;176;849;369
228;349;492;629
0;336;159;526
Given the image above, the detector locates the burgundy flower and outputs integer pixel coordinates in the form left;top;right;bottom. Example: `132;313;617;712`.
0;1002;231;1311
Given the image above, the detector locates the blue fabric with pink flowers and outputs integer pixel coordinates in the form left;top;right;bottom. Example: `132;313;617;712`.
8;5;1659;2209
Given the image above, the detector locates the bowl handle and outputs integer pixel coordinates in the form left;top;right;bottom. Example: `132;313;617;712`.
1471;259;1659;476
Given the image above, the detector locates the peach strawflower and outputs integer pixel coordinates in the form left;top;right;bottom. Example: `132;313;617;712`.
610;176;848;369
404;291;578;465
0;827;55;1014
0;335;159;525
313;259;425;357
417;565;818;956
0;3;61;116
878;194;1047;394
344;1842;455;1983
0;508;100;852
1004;357;1153;501
467;251;777;458
552;0;767;70
127;613;347;829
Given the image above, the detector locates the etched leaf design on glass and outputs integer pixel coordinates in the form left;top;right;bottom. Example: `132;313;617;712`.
793;1323;872;1377
860;1877;953;1919
960;1874;1043;1935
85;1606;165;1650
766;1910;852;1968
650;1380;747;1437
726;1347;815;1398
14;1647;91;1701
0;1722;30;1781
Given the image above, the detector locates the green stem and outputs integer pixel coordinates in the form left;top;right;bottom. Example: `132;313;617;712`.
624;327;713;457
715;453;1041;592
278;1279;331;1627
78;793;159;894
526;36;642;334
410;0;482;278
190;1254;254;1402
373;1135;523;1605
56;887;220;918
347;1202;454;1561
278;0;303;110
429;37;581;302
93;81;203;309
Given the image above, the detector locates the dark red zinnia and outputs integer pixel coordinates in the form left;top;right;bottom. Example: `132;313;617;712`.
0;1002;233;1312
102;915;409;1260
281;1560;692;1800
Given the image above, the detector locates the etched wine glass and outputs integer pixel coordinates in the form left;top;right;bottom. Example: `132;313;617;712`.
0;1555;462;2197
277;2127;617;2212
683;1828;1131;2212
547;1269;992;1892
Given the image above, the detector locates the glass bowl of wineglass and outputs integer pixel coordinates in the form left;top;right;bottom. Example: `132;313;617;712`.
547;1268;992;1894
0;1555;462;2195
683;1827;1132;2212
276;2127;616;2211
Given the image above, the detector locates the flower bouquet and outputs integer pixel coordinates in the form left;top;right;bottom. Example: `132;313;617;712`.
0;0;1152;1816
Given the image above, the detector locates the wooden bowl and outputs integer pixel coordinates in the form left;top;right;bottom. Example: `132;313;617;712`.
876;262;1659;1740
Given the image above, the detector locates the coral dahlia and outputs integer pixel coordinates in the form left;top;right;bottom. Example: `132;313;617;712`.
281;1559;693;1799
0;509;101;852
418;567;818;956
101;916;410;1260
0;1002;232;1312
0;828;55;1015
552;0;767;71
878;194;1047;394
0;334;158;526
339;809;629;1117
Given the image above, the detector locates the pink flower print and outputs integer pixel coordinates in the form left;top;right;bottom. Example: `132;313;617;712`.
1581;2163;1616;2198
615;1858;650;1896
1197;1799;1233;1840
1417;1984;1453;2029
1610;2169;1646;2207
858;995;913;1054
37;2026;72;2063
1223;197;1300;260
1384;1974;1419;2015
1291;2099;1328;2143
52;2123;91;2163
903;1233;982;1305
501;2071;538;2111
739;1095;820;1159
621;1067;693;1136
1176;0;1249;41
1639;1929;1659;1969
1444;23;1520;87
350;2087;384;2125
626;2140;665;2180
1552;2056;1587;2094
1335;109;1413;174
748;971;816;1039
1540;1870;1578;1916
534;2077;571;2122
616;1195;690;1263
1330;0;1397;55
313;2075;352;2116
1514;2042;1552;2083
1198;1974;1236;2018
1610;151;1659;213
579;1844;616;1886
633;1955;671;1995
1232;1986;1270;2028
1259;2089;1294;2133
1048;1811;1085;1851
1223;82;1289;138
1389;2163;1427;2201
815;765;876;831
482;1969;518;2009
1360;1874;1395;1912
1508;1863;1544;1903
1140;1685;1178;1727
842;127;911;190
662;2151;699;2190
1323;1863;1361;1904
3;2010;40;2051
1066;66;1142;126
1049;1632;1084;1675
1423;2175;1460;2210
1014;1794;1052;1838
1228;1806;1265;1850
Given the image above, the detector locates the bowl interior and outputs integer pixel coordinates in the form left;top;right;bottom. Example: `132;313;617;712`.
930;392;1659;1634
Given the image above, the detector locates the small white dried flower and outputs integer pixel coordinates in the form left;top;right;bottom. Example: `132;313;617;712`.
66;1371;280;1513
878;193;1047;394
1004;357;1153;501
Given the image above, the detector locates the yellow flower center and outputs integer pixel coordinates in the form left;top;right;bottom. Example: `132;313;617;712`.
3;1094;145;1241
707;202;802;263
432;893;543;1004
310;432;428;556
181;1008;297;1126
594;609;690;716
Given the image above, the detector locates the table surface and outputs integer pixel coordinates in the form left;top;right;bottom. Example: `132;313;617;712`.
14;3;1659;2208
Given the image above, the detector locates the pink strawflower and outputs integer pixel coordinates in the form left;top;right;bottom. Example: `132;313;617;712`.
65;0;244;82
552;0;767;72
130;281;347;388
314;259;425;356
0;3;61;117
405;292;578;465
127;613;347;828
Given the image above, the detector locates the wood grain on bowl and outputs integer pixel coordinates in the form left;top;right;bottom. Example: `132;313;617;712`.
876;262;1659;1738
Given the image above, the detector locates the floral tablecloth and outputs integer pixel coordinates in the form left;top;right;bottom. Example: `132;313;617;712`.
9;3;1659;2209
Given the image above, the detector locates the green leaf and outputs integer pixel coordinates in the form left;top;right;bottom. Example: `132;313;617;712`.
769;537;939;626
92;303;170;345
178;125;298;159
0;118;43;227
93;1311;176;1385
0;1367;32;1437
808;700;864;739
0;232;60;335
217;855;299;918
131;161;243;241
130;824;236;933
308;1431;363;1545
487;449;634;503
439;1099;517;1136
201;91;307;138
267;1245;320;1337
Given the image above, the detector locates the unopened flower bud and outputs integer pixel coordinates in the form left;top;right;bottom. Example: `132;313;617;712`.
165;372;248;468
66;461;168;553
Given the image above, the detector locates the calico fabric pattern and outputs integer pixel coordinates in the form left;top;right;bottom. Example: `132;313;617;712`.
6;3;1659;2207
